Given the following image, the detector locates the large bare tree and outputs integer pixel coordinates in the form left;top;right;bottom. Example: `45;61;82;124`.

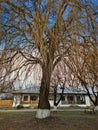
0;0;97;118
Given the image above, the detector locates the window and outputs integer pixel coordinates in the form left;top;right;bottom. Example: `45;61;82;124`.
77;95;85;104
61;96;66;104
77;96;81;104
61;96;65;101
67;95;74;104
49;95;54;100
30;95;38;101
23;96;28;101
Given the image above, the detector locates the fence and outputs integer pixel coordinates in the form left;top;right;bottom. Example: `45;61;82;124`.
0;100;13;106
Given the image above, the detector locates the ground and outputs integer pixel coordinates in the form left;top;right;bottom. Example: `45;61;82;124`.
0;111;98;130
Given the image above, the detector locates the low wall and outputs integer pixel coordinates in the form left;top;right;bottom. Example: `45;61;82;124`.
21;100;38;104
0;100;13;106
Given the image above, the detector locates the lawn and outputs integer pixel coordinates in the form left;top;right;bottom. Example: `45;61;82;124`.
0;111;98;130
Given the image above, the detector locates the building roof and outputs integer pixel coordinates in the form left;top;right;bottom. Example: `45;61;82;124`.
58;87;86;94
12;86;87;95
0;93;13;99
13;86;40;94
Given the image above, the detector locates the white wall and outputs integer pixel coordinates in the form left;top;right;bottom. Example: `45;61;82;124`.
49;95;91;107
13;95;21;107
85;95;91;106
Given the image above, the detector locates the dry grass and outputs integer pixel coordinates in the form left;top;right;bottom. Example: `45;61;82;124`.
0;111;98;130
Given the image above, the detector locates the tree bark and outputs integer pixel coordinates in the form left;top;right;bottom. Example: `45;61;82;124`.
36;64;52;118
54;85;64;106
38;76;50;109
85;86;98;106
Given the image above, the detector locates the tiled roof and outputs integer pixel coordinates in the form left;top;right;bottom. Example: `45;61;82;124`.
57;87;86;94
13;86;40;94
12;86;87;95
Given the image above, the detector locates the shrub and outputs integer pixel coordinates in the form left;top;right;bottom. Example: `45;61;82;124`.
17;105;24;109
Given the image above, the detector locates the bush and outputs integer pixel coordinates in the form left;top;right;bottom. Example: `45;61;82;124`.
17;105;24;109
85;105;95;109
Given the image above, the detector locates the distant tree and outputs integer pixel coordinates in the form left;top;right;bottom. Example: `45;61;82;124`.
83;46;98;107
64;0;98;108
65;42;98;107
0;0;97;118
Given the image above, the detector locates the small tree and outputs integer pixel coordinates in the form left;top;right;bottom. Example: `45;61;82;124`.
65;42;98;107
51;62;67;108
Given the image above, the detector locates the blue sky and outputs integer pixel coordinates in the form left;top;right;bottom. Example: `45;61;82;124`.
92;0;98;5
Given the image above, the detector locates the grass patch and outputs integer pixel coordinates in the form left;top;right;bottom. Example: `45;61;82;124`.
0;111;98;130
0;106;16;110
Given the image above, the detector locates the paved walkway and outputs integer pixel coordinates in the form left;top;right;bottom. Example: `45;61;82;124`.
0;108;85;112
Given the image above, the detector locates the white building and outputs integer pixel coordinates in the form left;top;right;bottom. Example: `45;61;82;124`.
12;86;91;107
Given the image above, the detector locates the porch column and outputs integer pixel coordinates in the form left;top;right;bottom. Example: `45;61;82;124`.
74;95;77;104
85;96;90;106
28;95;31;103
65;95;68;104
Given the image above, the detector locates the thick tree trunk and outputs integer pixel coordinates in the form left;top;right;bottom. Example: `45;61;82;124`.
36;65;51;119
